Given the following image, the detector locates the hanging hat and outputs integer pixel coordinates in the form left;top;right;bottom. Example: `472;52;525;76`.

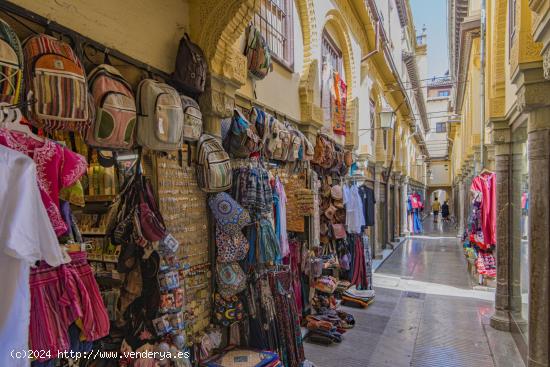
324;204;338;222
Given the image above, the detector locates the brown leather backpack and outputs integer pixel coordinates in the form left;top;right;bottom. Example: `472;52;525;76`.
312;134;334;169
172;33;207;95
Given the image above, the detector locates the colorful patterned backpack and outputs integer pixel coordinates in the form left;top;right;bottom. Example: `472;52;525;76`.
23;34;90;132
197;134;232;192
215;226;249;263
0;19;23;104
208;192;251;236
244;24;272;80
136;78;184;151
216;262;246;300
223;109;261;158
213;293;245;326
86;64;136;150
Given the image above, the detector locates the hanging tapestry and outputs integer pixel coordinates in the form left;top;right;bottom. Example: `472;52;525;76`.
332;72;347;136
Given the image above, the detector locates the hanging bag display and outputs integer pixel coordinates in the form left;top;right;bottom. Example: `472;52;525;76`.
244;24;272;80
138;175;167;241
208;192;251;236
23;34;90;132
312;134;334;169
216;262;247;300
172;33;207;95
197;134;232;192
136;78;184;151
0;18;23;104
215;226;249;263
86;64;137;150
180;94;202;142
223;109;261;158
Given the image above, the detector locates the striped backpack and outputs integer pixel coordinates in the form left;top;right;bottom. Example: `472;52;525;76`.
244;24;272;80
23;34;90;132
86;64;137;150
0;19;23;104
196;134;232;193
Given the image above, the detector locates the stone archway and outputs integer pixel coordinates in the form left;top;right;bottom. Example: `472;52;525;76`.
427;186;452;207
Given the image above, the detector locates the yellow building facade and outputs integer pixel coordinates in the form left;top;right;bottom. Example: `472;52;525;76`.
449;0;550;365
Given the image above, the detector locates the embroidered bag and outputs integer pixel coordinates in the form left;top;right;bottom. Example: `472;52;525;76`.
244;24;272;80
216;262;247;300
213;293;245;326
197;134;232;192
23;34;90;132
312;134;334;169
0;19;23;104
136;78;184;151
267;117;292;161
216;226;249;263
180;94;202;142
223;109;261;158
172;33;207;95
208;192;251;236
287;127;303;162
86;64;137;150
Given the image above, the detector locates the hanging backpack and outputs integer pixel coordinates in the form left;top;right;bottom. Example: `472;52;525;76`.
136;79;184;151
196;134;232;192
0;19;23;104
223;109;261;158
244;24;272;80
180;94;202;142
23;34;90;132
172;33;207;95
86;64;136;150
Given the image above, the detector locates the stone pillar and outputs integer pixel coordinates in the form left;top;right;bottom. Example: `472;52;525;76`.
514;65;550;366
490;121;513;331
527;106;550;367
401;176;410;236
393;172;402;239
457;175;465;237
386;177;392;245
373;162;384;258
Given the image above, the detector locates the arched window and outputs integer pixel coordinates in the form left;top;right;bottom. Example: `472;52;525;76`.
254;0;294;68
320;27;347;137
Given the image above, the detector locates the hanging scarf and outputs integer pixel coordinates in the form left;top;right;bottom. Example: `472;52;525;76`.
332;72;347;136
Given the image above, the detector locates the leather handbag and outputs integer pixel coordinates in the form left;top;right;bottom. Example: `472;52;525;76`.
208;192;251;236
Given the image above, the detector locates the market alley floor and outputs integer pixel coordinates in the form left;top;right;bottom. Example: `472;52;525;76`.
304;218;524;367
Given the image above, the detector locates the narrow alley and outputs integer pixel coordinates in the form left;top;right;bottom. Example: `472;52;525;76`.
305;220;524;367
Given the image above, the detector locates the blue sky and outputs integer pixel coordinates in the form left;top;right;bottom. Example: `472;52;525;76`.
410;0;449;78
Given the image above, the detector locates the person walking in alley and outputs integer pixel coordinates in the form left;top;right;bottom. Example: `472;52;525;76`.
441;200;450;222
432;197;441;223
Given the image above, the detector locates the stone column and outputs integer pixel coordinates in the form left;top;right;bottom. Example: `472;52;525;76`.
527;106;550;367
401;176;410;236
393;172;402;239
457;175;465;237
490;121;513;331
514;65;550;366
373;162;384;258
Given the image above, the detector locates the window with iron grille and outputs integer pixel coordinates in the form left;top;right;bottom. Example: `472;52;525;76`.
322;30;343;75
509;0;516;49
436;122;447;133
254;0;293;68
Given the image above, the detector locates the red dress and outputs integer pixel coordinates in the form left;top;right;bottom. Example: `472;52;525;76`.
470;172;497;247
